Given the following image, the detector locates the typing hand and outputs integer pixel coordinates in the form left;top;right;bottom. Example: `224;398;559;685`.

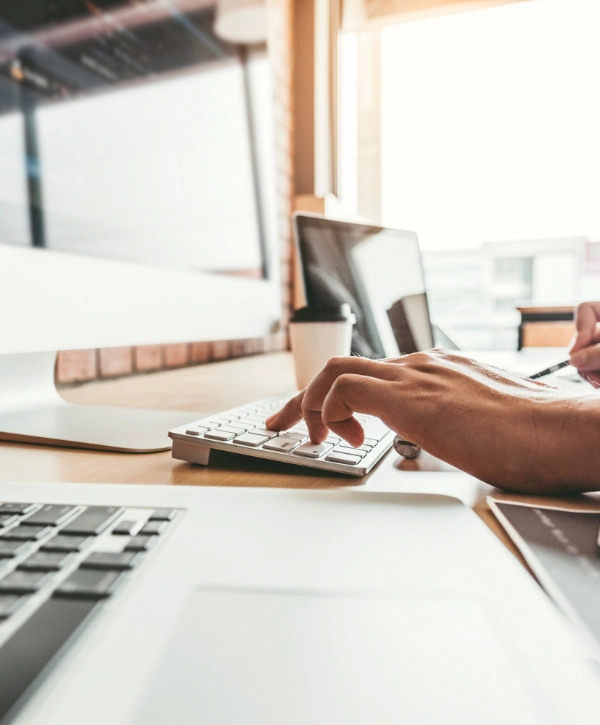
265;350;577;492
569;301;600;385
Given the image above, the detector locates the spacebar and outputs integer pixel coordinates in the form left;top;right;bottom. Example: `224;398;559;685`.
0;598;98;722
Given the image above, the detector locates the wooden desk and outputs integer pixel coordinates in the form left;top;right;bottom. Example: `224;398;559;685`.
0;351;596;568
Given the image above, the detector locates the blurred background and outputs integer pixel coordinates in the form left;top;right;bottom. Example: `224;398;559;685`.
338;0;600;350
1;0;599;381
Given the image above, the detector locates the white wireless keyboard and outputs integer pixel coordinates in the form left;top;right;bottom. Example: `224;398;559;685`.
169;395;395;476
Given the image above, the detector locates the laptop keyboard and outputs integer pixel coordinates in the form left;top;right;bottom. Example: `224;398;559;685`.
0;501;179;723
169;395;395;476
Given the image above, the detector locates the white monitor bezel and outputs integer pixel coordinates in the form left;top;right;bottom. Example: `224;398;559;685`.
0;239;282;355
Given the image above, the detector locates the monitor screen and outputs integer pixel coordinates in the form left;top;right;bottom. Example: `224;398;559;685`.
0;1;274;278
295;215;433;358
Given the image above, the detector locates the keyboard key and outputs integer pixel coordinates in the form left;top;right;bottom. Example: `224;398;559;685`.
2;526;52;541
281;432;308;442
234;433;269;447
61;507;123;536
125;536;157;552
251;428;278;439
0;541;33;558
325;452;362;466
19;551;73;571
149;509;177;522
364;438;378;447
41;535;92;552
219;425;251;435
0;504;35;515
204;430;235;442
21;505;77;527
55;569;123;600
112;520;144;536
338;444;370;454
293;442;333;459
0;570;51;594
81;552;142;570
185;429;201;436
362;420;389;440
0;598;97;718
262;437;301;453
139;521;167;536
334;446;366;458
235;420;256;430
0;515;19;527
0;594;26;619
326;435;341;443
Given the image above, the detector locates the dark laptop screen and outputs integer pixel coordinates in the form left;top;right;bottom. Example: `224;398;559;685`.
294;215;433;358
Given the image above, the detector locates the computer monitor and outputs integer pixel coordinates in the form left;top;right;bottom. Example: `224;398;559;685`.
0;3;281;452
293;213;434;358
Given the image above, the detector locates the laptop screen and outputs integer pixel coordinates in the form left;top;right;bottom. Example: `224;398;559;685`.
294;215;433;358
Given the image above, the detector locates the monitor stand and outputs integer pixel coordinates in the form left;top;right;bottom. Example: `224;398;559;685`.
0;352;203;453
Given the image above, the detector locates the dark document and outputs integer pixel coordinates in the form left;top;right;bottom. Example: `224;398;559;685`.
490;499;600;646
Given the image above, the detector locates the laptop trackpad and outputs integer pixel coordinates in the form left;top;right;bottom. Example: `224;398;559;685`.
136;588;543;725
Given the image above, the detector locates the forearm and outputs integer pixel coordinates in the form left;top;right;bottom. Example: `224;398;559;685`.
485;394;600;494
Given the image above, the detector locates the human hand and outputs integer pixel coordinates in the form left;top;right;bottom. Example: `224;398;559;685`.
265;351;588;492
569;301;600;386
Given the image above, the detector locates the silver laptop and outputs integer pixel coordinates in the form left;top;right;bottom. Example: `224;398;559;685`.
1;477;599;725
293;213;436;358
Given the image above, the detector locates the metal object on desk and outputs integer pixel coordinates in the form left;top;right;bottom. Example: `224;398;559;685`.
393;435;421;459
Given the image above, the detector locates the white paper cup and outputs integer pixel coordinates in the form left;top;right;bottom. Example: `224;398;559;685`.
289;305;355;390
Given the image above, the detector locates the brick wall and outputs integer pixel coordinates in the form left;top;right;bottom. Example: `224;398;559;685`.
56;0;294;386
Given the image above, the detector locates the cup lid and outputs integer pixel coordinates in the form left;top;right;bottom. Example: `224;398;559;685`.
290;303;355;323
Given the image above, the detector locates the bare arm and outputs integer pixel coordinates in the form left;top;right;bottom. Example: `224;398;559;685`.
266;350;600;494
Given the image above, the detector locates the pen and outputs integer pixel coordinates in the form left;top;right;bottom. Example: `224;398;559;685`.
528;360;571;380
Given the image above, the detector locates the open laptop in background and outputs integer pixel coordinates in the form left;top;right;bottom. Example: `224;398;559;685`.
293;213;437;358
293;213;580;381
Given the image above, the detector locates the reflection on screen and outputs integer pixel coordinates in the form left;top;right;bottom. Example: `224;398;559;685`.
352;233;427;355
39;62;262;271
297;217;432;358
0;2;273;278
0;105;28;246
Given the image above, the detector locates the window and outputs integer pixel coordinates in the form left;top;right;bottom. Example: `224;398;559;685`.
339;0;600;348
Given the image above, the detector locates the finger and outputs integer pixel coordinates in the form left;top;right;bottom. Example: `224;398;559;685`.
321;374;392;447
570;303;600;353
569;342;600;372
302;357;405;443
265;391;305;431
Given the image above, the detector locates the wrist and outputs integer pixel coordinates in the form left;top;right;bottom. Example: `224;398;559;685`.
499;395;600;494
